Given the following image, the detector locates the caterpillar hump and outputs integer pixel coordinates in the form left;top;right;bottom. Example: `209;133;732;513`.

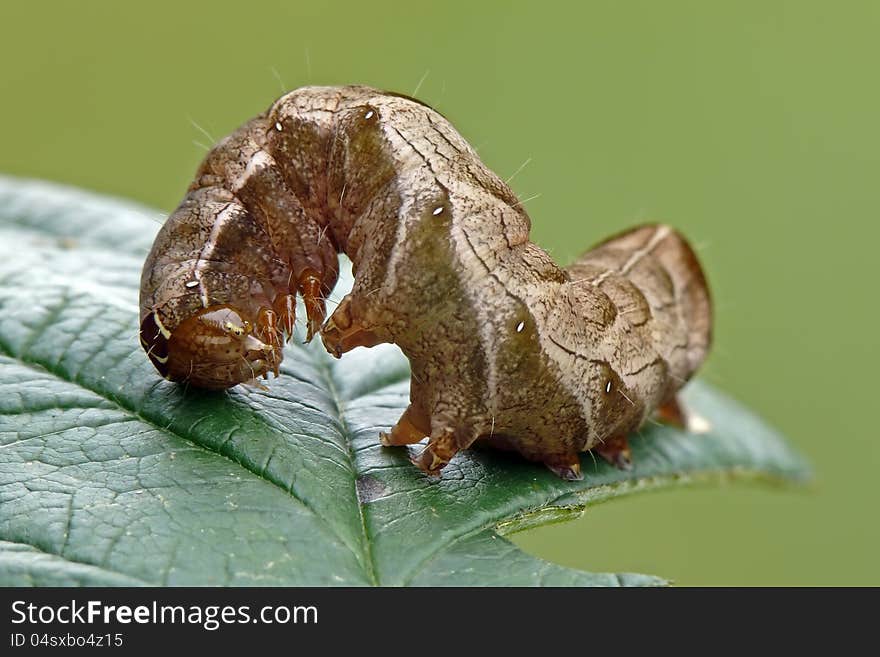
139;86;713;478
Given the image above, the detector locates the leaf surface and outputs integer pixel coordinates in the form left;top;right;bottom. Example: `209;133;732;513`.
0;177;810;586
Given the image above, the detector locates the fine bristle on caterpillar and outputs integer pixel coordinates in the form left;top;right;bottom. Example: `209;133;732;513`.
139;85;712;480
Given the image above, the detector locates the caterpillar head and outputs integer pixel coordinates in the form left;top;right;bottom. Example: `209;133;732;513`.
139;305;281;389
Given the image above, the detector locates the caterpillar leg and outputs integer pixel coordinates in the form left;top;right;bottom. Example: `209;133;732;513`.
411;428;458;476
228;145;338;344
595;433;633;471
298;269;326;342
380;404;430;446
411;425;479;476
272;293;297;342
321;294;384;358
255;307;283;377
543;453;584;481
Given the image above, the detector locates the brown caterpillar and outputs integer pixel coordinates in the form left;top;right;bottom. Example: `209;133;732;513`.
139;85;712;480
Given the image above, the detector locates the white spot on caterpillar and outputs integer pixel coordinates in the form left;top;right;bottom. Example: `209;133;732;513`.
275;121;283;131
153;354;169;364
185;280;199;288
432;206;444;216
605;380;612;393
364;110;374;120
515;321;525;333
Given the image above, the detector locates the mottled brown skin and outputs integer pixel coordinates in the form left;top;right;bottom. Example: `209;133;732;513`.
139;85;712;478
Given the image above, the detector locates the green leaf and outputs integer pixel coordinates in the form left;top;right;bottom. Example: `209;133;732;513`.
0;176;810;586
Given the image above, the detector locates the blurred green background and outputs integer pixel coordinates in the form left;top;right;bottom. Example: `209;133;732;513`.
2;0;877;585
